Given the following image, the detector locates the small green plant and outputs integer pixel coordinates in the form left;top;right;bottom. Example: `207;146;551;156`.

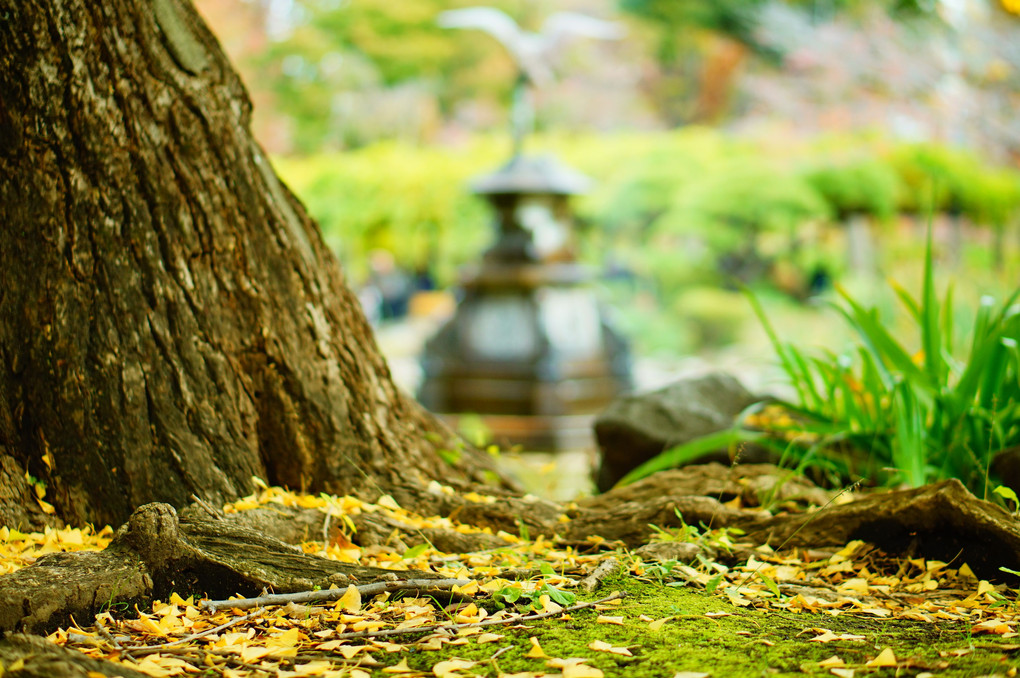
647;509;700;543
488;581;576;611
994;486;1020;516
642;559;679;586
622;224;1020;494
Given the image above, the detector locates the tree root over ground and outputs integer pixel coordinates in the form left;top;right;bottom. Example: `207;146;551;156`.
3;466;1020;674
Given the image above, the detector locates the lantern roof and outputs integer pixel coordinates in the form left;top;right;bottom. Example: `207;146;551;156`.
470;154;592;196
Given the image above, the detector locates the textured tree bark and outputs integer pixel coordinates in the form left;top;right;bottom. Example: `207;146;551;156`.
0;634;152;678
0;0;508;531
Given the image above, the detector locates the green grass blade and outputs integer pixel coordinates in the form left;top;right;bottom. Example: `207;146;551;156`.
616;429;767;487
833;292;932;396
920;219;945;387
892;382;928;487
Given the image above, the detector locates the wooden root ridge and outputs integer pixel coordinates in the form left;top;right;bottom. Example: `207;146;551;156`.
2;468;1020;675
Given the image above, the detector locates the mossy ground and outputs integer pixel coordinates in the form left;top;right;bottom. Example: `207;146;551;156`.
389;574;1020;677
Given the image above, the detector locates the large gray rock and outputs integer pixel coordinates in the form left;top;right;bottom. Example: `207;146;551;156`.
594;372;767;492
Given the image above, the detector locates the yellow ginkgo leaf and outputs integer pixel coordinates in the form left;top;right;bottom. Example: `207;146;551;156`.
452;581;480;596
338;644;373;659
525;637;548;658
539;595;563;614
454;603;479;620
338;584;361;613
381;659;414;674
865;647;897;668
546;660;603;678
293;661;333;676
433;659;477;677
476;633;503;644
267;627;301;657
376;495;401;510
587;640;632;656
649;617;670;631
239;645;273;663
596;615;624;625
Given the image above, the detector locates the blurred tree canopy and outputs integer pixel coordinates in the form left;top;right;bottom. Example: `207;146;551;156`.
198;0;1018;156
252;0;531;151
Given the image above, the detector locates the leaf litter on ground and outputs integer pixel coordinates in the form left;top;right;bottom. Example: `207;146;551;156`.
3;483;1020;677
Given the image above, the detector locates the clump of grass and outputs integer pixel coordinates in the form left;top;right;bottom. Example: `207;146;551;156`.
621;225;1020;496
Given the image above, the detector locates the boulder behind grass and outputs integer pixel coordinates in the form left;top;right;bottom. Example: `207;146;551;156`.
593;372;769;492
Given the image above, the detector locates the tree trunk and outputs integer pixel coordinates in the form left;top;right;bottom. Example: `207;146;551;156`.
0;0;508;531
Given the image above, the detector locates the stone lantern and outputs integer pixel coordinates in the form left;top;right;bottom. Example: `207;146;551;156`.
418;154;631;451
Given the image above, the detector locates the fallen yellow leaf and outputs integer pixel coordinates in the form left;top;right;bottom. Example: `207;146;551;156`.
548;658;604;678
865;647;897;668
809;630;865;643
588;639;632;656
382;658;414;674
476;633;503;644
338;584;361;613
453;581;480;596
539;595;563;614
563;664;604;678
293;660;333;676
239;645;273;663
525;637;548;658
267;627;301;657
596;615;624;625
433;659;477;677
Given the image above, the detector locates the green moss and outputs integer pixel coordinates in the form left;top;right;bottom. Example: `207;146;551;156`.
371;575;1020;677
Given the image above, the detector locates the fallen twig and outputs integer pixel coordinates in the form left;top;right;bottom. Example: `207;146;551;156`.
123;608;265;657
94;616;123;650
200;579;472;612
190;494;224;520
329;591;627;642
122;645;277;675
577;557;620;592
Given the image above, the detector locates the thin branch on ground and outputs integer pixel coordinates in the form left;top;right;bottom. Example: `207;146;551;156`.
329;591;627;642
122;645;277;675
190;494;224;520
122;609;265;657
200;579;472;612
93;616;122;650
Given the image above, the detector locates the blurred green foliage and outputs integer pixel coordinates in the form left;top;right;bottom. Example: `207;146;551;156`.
272;129;1020;355
803;157;902;221
256;0;537;152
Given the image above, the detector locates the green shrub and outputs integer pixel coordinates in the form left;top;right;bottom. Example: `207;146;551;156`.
803;157;902;221
673;287;747;348
886;142;1016;221
272;132;1020;298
